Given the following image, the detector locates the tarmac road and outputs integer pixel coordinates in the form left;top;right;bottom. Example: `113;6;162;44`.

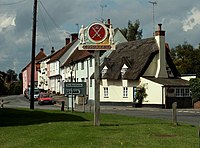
1;95;200;126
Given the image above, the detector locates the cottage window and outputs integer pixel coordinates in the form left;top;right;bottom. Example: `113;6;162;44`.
102;66;108;77
104;87;108;98
123;87;128;98
185;88;190;96
175;88;190;97
121;64;128;78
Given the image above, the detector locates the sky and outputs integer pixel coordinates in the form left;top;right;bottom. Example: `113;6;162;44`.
0;0;200;74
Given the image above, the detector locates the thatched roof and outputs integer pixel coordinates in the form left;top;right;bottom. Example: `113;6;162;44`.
100;37;180;80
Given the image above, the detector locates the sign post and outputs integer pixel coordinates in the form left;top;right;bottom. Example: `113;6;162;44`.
94;50;100;126
64;82;86;112
78;20;116;126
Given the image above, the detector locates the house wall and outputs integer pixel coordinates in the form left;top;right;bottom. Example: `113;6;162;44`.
143;54;158;77
76;57;95;100
140;77;163;105
48;61;61;93
22;69;28;93
38;59;49;91
49;61;60;77
100;79;136;103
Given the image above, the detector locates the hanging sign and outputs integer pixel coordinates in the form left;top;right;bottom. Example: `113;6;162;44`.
78;22;115;50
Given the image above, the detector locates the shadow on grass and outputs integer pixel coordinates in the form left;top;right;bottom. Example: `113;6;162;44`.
0;108;89;127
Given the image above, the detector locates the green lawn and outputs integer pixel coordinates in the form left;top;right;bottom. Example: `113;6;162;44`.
0;108;199;148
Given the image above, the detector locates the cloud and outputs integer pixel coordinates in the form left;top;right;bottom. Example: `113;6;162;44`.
0;13;16;31
182;7;200;31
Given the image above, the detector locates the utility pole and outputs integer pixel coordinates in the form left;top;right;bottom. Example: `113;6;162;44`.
149;1;157;36
30;0;38;109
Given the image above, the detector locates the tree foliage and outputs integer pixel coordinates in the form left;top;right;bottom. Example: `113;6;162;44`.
0;70;22;96
189;78;200;102
121;20;142;41
170;41;200;76
6;69;17;83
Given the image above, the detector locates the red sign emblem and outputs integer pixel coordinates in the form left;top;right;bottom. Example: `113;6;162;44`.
88;23;108;43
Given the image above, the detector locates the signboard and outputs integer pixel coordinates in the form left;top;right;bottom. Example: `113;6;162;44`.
64;82;86;96
78;22;116;50
88;23;108;43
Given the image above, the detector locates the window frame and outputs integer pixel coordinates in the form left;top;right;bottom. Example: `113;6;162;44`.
103;87;109;98
123;87;128;98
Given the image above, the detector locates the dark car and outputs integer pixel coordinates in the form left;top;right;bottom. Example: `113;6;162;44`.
38;93;56;105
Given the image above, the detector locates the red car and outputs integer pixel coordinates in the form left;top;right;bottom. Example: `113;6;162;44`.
38;93;56;105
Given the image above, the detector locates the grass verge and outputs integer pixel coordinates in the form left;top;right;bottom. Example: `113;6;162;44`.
0;108;199;148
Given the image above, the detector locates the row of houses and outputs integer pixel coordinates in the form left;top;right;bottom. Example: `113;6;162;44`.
22;22;193;108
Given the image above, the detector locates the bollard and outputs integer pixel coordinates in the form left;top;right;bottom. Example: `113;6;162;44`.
61;101;65;111
172;102;177;126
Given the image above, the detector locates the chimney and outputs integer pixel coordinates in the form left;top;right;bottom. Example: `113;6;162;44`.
107;19;111;25
71;33;78;42
65;38;70;45
40;48;44;52
51;47;55;54
155;24;168;78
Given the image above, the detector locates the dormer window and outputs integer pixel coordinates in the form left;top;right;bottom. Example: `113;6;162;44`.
102;66;108;77
121;64;128;78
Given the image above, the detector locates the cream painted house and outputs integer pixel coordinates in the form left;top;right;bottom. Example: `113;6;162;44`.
99;24;192;108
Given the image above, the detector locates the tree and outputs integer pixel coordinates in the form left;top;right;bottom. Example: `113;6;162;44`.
189;78;200;103
170;41;200;76
121;20;142;41
6;69;17;83
0;74;8;96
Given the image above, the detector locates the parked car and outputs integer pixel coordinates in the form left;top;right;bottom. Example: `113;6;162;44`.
38;93;56;105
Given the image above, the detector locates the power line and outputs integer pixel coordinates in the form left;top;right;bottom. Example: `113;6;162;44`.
38;0;62;31
0;0;27;6
38;4;53;48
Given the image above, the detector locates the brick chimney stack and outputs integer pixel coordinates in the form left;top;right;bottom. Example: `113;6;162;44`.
65;38;70;45
51;47;55;54
155;24;165;36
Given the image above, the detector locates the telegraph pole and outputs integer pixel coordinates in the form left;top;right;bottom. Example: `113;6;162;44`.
30;0;38;109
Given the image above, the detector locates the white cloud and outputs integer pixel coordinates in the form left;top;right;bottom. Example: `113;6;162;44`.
0;13;16;31
182;7;200;31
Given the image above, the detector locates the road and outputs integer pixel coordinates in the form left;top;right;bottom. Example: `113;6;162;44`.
0;95;61;110
1;95;200;126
